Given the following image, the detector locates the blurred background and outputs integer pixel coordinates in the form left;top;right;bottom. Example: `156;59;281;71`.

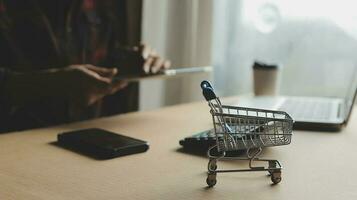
139;0;357;110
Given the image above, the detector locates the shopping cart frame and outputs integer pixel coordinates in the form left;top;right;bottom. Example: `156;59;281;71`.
201;81;293;187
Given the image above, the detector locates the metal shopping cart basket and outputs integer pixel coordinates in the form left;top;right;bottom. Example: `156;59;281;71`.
201;81;293;187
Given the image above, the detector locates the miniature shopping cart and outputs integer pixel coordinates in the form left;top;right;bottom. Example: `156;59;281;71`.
201;81;293;187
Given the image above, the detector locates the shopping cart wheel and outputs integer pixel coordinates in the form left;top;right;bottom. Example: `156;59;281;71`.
268;160;277;176
271;171;282;184
208;159;217;171
206;173;217;187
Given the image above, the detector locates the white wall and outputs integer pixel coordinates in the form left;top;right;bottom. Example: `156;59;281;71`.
139;1;169;110
140;0;213;111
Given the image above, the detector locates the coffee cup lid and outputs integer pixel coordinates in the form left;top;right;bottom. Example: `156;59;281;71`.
253;61;279;70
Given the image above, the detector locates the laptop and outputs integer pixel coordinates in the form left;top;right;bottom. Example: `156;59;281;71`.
234;67;357;131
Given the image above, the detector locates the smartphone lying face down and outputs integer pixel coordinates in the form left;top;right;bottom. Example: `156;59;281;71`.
57;128;149;159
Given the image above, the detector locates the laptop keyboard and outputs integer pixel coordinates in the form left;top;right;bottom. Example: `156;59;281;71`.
279;98;334;120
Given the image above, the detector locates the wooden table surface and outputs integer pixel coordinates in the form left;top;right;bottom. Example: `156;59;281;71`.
0;99;356;200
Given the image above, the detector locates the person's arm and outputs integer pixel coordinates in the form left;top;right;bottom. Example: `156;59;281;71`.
1;65;127;107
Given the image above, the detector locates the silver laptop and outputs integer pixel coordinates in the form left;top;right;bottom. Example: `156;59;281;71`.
235;68;357;131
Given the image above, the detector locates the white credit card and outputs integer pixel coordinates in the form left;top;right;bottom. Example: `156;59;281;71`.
113;66;212;82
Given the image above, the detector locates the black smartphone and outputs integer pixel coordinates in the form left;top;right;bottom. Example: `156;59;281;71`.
57;128;149;159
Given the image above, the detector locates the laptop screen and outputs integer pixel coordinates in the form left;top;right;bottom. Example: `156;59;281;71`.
344;65;357;123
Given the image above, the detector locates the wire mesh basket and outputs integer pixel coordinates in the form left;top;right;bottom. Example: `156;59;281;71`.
211;104;292;152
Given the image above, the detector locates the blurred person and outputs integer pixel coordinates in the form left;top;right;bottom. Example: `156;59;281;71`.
0;0;170;133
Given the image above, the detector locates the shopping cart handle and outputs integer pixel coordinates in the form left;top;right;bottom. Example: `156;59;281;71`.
201;80;213;89
201;80;217;101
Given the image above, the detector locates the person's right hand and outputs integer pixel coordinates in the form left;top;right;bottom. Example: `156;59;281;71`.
59;64;128;106
4;64;128;106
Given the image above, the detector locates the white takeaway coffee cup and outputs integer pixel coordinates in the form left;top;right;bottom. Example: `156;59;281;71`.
253;61;280;96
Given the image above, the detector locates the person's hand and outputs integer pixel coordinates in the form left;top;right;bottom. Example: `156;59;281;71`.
60;64;128;106
116;44;171;75
4;64;128;106
135;44;171;74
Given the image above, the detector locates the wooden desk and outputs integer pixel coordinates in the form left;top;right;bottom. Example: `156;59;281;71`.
0;100;356;200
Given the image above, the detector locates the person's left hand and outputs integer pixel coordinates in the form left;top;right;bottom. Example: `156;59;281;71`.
116;44;171;76
134;44;171;74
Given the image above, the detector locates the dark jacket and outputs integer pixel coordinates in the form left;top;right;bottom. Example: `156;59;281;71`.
0;0;139;133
